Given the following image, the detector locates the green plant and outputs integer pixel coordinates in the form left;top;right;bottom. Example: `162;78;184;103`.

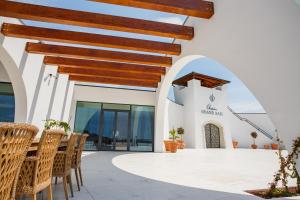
177;127;184;141
287;137;300;193
266;137;300;198
250;132;258;145
44;119;71;134
169;128;177;141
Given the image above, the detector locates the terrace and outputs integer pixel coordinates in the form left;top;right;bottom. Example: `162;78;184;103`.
39;150;297;200
0;0;300;200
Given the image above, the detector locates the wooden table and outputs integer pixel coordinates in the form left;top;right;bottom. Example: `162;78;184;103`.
28;139;69;152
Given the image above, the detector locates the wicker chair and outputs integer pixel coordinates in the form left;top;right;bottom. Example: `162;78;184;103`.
52;134;78;200
16;129;64;200
0;123;38;200
72;134;88;191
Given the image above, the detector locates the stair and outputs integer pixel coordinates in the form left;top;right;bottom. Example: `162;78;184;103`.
227;107;274;140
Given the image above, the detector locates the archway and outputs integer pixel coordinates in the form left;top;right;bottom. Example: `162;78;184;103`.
0;45;27;122
155;55;204;152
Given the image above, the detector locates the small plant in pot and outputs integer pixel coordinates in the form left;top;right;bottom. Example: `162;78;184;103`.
169;128;178;153
232;140;238;149
271;130;280;150
164;140;172;152
44;119;71;136
177;127;185;149
251;132;258;149
271;137;280;150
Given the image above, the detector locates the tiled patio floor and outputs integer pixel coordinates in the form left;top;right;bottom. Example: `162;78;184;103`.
23;150;299;200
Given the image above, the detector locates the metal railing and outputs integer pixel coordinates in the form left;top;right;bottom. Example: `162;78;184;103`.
227;107;274;140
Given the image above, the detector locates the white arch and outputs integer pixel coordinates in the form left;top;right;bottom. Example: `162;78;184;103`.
0;45;27;122
156;1;300;172
155;55;204;152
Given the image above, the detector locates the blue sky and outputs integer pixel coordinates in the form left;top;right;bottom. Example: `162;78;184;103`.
14;0;265;113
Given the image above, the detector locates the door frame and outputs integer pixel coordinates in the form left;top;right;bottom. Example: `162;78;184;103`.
205;123;221;148
98;108;131;151
73;101;155;152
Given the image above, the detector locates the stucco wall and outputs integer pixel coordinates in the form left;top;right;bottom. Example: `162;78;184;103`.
172;78;275;149
0;17;75;135
173;79;233;149
166;99;184;137
155;0;300;171
72;85;156;106
0;62;10;82
239;113;276;135
229;112;275;148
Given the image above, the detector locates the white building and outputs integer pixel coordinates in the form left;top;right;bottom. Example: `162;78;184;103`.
0;0;299;170
168;72;275;149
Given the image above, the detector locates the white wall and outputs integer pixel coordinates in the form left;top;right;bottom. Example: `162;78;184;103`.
239;113;276;135
229;112;274;148
0;62;10;82
0;17;28;123
171;77;275;149
155;1;300;172
173;80;232;149
72;85;156;106
0;17;75;136
166;99;184;138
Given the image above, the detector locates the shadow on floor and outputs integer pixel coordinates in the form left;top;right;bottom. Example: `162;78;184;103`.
21;151;294;200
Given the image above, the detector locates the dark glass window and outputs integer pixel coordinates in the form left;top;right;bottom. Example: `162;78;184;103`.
130;106;154;152
0;82;15;122
74;102;154;152
74;102;102;150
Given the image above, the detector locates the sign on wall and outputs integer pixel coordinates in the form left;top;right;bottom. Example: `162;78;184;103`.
201;94;223;116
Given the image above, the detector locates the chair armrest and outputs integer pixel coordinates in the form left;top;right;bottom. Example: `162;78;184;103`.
56;151;67;155
24;156;39;161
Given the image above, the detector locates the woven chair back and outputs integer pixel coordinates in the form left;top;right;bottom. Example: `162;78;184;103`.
65;134;78;172
75;134;88;166
0;123;38;200
36;129;64;186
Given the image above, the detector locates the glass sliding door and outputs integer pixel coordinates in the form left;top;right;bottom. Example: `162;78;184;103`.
74;102;154;152
100;110;129;151
115;111;129;151
130;106;154;152
0;82;15;122
100;110;116;151
74;102;102;150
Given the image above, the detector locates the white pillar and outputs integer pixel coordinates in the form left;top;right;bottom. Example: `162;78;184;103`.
30;65;58;134
49;74;69;120
62;81;75;123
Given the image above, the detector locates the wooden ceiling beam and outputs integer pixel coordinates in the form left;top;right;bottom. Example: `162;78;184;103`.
26;43;172;67
69;74;158;88
1;23;181;55
90;0;214;19
58;66;161;82
0;1;193;40
44;56;166;75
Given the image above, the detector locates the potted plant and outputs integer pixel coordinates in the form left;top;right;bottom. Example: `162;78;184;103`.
169;128;178;153
264;144;270;149
250;132;258;149
44;119;71;135
271;130;280;150
164;140;172;152
177;127;185;149
232;140;238;149
271;143;279;150
271;137;280;150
